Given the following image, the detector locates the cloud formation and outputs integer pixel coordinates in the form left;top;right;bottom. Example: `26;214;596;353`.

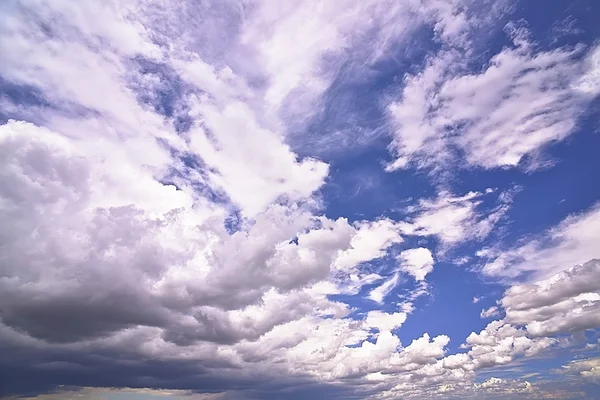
387;22;600;172
1;0;599;399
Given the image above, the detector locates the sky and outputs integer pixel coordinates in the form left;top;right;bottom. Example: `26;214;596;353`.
1;0;600;399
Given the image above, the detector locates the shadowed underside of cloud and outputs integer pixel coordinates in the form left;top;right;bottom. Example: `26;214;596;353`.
1;0;600;399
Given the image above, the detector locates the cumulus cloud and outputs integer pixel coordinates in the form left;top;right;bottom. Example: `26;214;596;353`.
1;0;599;399
445;258;600;381
501;259;600;337
463;320;556;369
561;357;600;382
452;259;600;379
365;310;408;332
399;247;435;281
334;219;404;272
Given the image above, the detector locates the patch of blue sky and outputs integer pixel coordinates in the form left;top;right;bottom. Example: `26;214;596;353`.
128;56;195;133
396;260;505;352
0;77;101;125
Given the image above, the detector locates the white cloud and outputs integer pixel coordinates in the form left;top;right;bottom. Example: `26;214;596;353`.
369;273;401;304
480;306;501;319
185;98;329;217
334;219;404;272
365;310;408;332
573;43;600;95
463;320;556;369
387;27;600;171
500;259;600;337
473;377;533;396
238;0;452;114
399;247;435;281
481;203;600;280
400;190;511;247
1;1;598;399
455;259;600;377
561;357;600;382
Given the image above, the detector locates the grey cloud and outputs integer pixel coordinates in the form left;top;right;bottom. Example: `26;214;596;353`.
0;121;354;347
0;288;169;343
501;259;600;336
502;259;600;311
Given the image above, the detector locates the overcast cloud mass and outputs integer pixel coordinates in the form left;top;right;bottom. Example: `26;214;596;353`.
1;0;600;399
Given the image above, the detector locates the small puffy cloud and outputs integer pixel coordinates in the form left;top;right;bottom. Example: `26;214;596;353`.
399;247;435;281
366;246;435;304
389;333;451;371
365;310;408;332
480;306;501;319
474;377;533;395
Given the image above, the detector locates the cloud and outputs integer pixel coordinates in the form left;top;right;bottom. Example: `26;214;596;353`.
400;190;512;247
185;99;329;217
450;258;600;381
334;218;404;272
369;273;401;304
0;1;458;395
454;259;600;376
365;310;408;332
500;259;600;337
561;357;600;382
0;119;353;347
480;306;501;319
0;0;355;353
481;203;600;280
399;247;435;281
463;320;556;369
387;25;600;172
367;247;435;304
1;0;599;399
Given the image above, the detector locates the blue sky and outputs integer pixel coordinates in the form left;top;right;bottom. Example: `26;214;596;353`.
1;0;600;399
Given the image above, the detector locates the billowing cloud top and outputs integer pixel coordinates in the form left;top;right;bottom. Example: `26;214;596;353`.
1;0;600;399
